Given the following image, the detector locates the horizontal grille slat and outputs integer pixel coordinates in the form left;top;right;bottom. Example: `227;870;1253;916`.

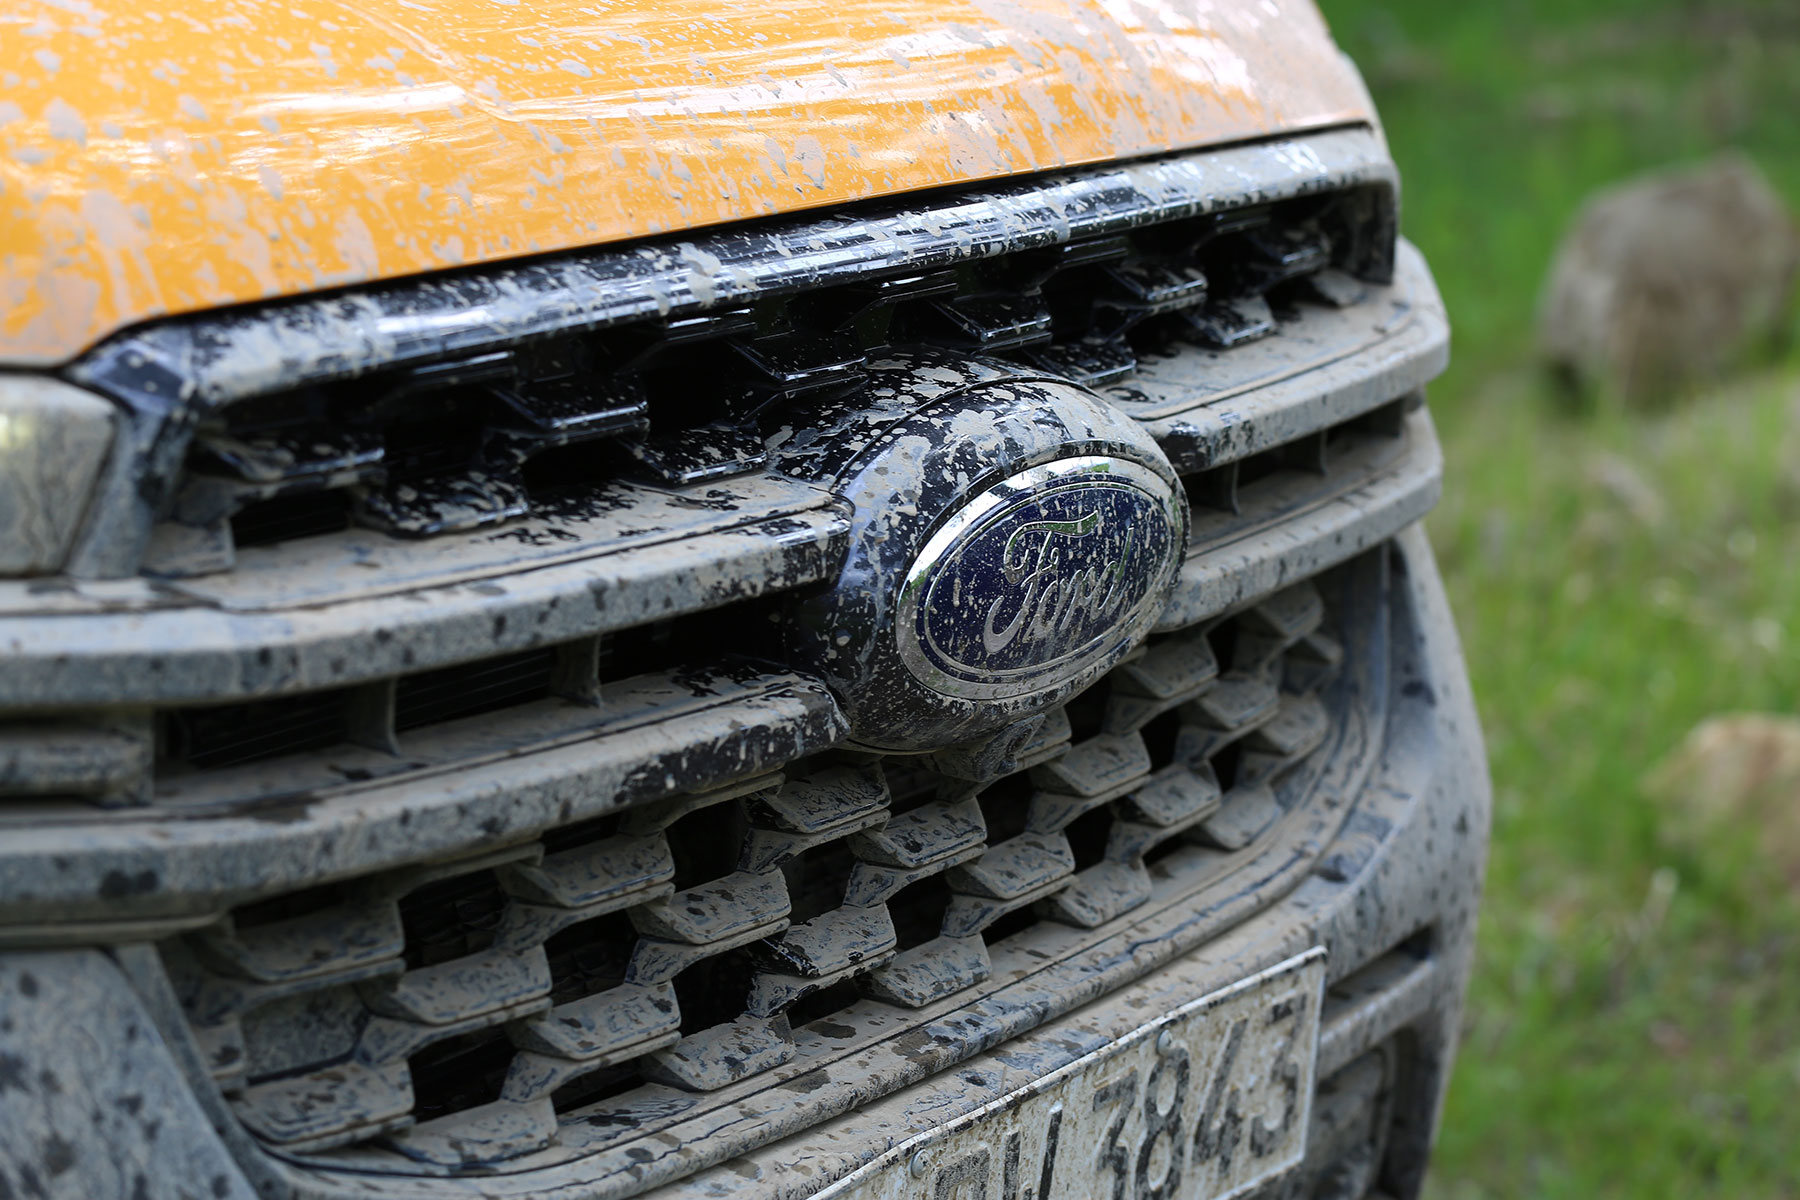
0;475;853;714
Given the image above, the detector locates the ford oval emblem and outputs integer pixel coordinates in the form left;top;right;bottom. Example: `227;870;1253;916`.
895;456;1185;701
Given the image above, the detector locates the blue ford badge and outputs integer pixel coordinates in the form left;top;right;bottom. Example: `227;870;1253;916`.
896;456;1185;700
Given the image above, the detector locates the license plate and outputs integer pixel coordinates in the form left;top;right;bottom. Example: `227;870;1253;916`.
822;949;1325;1200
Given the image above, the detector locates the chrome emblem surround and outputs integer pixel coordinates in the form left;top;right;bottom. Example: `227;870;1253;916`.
896;455;1184;702
778;358;1190;752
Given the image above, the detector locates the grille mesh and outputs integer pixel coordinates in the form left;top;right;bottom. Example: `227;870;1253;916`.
160;574;1346;1165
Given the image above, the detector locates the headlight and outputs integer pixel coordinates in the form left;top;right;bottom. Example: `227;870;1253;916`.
0;375;117;575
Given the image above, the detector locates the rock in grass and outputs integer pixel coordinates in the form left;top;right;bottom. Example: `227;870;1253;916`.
1645;713;1800;884
1538;153;1799;403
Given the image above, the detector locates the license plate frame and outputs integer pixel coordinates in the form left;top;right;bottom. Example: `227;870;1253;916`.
820;948;1326;1200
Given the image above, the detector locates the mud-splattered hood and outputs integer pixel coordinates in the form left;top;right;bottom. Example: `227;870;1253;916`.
0;0;1374;366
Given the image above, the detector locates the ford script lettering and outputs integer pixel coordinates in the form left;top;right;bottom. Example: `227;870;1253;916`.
897;457;1184;702
980;512;1131;656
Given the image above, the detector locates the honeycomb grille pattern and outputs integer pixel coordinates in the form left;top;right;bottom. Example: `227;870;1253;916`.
161;577;1344;1167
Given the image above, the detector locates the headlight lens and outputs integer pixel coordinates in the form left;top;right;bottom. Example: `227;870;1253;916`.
0;375;116;575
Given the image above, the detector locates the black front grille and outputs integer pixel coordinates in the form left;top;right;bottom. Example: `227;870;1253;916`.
149;186;1388;577
159;564;1358;1165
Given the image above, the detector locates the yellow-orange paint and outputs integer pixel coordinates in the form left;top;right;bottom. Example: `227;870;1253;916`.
0;0;1373;366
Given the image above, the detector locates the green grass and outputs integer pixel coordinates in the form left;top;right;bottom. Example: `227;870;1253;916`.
1314;1;1800;1195
1427;373;1800;1198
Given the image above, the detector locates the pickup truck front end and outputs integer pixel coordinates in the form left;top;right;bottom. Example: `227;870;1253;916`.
0;6;1488;1198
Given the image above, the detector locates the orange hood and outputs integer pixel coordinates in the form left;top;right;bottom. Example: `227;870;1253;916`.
0;0;1373;366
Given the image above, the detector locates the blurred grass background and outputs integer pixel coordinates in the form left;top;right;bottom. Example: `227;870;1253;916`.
1315;1;1800;1195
